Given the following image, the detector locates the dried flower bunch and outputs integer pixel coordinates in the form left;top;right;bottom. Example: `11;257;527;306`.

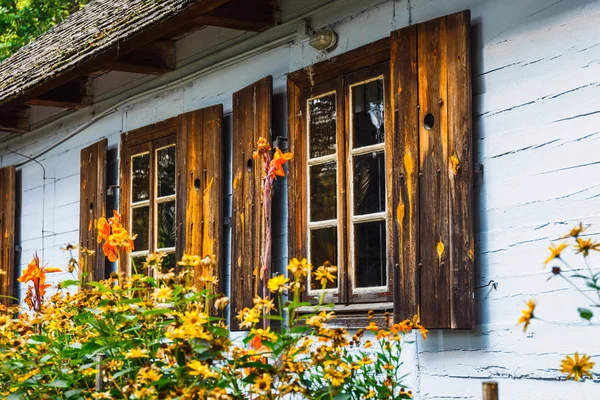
518;223;598;381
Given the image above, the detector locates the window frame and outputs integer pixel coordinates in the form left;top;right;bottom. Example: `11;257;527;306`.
120;117;181;276
288;39;394;315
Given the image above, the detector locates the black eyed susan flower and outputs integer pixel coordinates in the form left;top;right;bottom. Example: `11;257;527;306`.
560;352;595;381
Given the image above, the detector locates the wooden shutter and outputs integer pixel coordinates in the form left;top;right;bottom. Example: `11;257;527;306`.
79;139;107;281
0;166;16;306
391;10;474;329
177;105;224;289
230;76;272;330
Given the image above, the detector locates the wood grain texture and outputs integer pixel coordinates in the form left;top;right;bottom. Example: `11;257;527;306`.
418;14;451;329
230;76;272;330
286;78;305;264
0;166;15;306
446;10;474;329
390;24;420;323
178;105;224;291
79;139;107;281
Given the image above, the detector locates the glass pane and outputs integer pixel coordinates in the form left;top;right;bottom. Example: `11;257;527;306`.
308;94;337;158
352;79;385;148
353;152;385;215
131;153;150;203
354;220;386;288
131;255;149;276
157;146;176;197
132;206;150;251
157;201;176;249
310;227;338;290
310;162;337;221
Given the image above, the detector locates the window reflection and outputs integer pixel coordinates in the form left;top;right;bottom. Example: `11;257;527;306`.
132;154;150;203
310;162;337;222
309;94;336;158
352;79;384;148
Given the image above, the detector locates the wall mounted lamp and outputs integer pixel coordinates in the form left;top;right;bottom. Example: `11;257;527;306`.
309;29;338;51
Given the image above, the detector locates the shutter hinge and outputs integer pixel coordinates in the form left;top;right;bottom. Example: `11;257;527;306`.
107;185;120;196
223;216;232;228
474;163;483;185
273;136;288;151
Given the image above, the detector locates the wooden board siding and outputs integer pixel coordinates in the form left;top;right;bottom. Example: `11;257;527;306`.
230;76;272;330
390;24;420;324
79;139;107;281
178;105;224;290
0;166;15;306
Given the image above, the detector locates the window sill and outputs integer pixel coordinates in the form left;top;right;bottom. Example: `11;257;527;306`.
296;302;393;330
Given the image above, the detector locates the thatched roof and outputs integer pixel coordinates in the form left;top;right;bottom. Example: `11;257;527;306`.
0;0;212;107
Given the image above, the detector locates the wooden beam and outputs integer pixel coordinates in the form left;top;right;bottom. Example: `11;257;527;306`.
27;78;92;109
0;0;232;109
191;15;271;32
0;106;30;133
163;0;280;38
104;40;176;75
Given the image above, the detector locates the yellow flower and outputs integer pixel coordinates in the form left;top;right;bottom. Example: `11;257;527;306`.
560;352;595;381
575;237;600;257
154;286;173;302
544;243;567;265
357;355;373;365
178;254;201;268
313;264;336;286
124;348;149;359
187;360;219;379
214;296;229;311
267;274;289;293
287;258;310;278
517;299;536;332
562;222;587;239
253;372;273;393
92;392;112;399
365;321;379;332
250;326;278;343
137;366;162;383
236;307;260;329
253;296;276;313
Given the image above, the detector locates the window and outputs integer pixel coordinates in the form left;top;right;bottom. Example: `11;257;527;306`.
288;10;475;329
120;119;179;276
119;107;224;284
301;63;393;306
129;139;177;274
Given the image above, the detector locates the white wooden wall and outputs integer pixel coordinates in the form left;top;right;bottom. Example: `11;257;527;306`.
1;0;600;398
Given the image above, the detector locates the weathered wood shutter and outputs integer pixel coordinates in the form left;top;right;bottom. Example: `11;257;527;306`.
391;10;474;329
79;140;107;281
230;76;272;330
0;166;16;306
177;105;224;289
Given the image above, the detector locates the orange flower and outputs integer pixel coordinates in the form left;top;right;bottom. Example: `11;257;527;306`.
18;259;41;284
96;217;110;243
249;334;263;350
269;148;293;178
103;243;119;263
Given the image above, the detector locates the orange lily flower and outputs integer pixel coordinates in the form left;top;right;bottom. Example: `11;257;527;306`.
103;243;119;263
269;148;293;178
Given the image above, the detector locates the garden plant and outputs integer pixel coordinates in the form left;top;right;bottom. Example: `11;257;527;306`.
0;139;425;399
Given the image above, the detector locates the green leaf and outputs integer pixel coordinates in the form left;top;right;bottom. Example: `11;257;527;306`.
334;394;352;400
578;307;594;321
66;389;85;398
45;379;68;388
